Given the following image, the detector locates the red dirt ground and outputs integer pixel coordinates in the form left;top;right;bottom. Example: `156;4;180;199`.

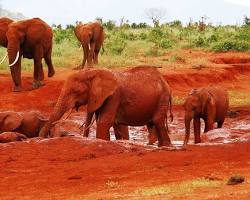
0;51;250;199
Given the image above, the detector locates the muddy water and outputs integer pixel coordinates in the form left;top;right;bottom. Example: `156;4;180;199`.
57;109;250;147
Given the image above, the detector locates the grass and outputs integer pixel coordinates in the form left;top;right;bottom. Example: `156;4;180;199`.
1;24;250;70
229;90;250;107
130;178;222;198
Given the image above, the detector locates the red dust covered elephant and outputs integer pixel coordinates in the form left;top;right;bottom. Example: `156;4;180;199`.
74;22;104;69
6;18;55;92
183;87;229;146
39;66;173;147
0;17;13;64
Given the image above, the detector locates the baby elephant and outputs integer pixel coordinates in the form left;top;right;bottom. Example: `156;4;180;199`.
0;111;48;138
183;87;229;146
0;132;27;143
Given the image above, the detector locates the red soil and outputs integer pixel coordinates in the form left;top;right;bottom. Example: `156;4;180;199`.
0;51;250;199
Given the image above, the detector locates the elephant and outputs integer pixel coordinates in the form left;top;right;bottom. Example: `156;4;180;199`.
0;132;27;143
6;18;55;92
183;87;229;146
0;17;13;48
74;22;104;69
0;110;48;138
0;17;13;65
39;66;173;146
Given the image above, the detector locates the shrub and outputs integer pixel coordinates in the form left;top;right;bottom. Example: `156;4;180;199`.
211;40;250;52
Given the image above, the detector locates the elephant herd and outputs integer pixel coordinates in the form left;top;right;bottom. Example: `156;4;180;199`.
0;17;229;147
0;17;104;91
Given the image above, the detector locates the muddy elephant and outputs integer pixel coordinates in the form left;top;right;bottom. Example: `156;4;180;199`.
0;111;48;138
0;132;27;143
0;17;13;65
6;18;55;92
0;17;13;48
183;87;229;146
39;66;173;146
74;22;104;69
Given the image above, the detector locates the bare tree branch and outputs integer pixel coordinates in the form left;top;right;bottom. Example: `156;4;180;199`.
145;7;166;27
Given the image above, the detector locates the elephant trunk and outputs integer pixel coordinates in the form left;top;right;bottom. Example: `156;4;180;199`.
7;43;21;91
39;94;73;138
183;114;192;146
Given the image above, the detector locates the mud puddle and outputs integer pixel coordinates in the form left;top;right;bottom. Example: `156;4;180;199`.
50;110;250;147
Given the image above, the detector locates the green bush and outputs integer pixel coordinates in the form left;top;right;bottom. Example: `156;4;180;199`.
105;32;127;55
211;40;250;52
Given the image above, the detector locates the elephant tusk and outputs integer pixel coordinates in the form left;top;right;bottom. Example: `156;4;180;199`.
0;52;7;65
88;43;91;50
52;108;73;126
9;51;20;67
79;113;95;131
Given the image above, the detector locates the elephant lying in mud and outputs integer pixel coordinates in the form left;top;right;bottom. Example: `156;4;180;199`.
39;66;173;147
183;87;229;146
0;111;48;138
0;132;27;143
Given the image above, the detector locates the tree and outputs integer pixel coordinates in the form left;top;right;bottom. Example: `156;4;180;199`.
243;15;250;26
145;8;166;27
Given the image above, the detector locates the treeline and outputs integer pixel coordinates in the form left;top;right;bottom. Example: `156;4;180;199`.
51;16;250;55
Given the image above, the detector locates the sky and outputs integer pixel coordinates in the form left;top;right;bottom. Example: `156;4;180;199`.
1;0;250;26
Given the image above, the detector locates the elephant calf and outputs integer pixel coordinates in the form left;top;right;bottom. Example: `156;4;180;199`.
0;111;48;138
183;87;229;146
0;132;27;143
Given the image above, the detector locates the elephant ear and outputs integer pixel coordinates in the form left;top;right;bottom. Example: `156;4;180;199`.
2;112;22;132
87;70;118;113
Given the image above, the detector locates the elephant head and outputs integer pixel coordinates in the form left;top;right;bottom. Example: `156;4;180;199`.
39;69;118;138
0;17;14;65
0;111;22;133
0;17;13;48
6;22;24;91
183;88;214;145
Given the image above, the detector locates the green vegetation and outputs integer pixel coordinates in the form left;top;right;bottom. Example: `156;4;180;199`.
229;90;250;107
130;178;221;198
1;19;250;70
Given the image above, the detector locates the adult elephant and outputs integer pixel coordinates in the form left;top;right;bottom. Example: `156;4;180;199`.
6;18;55;92
39;66;173;146
74;22;104;69
183;87;229;146
0;111;48;138
0;17;13;48
0;17;13;64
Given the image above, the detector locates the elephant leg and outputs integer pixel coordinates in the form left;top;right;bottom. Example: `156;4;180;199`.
147;123;158;145
113;123;129;140
217;119;224;128
10;58;22;92
32;48;45;89
44;48;55;77
193;118;201;143
93;48;100;64
204;118;214;133
96;93;119;140
152;95;171;146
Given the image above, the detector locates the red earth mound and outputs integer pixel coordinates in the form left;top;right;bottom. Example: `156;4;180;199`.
0;51;250;199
